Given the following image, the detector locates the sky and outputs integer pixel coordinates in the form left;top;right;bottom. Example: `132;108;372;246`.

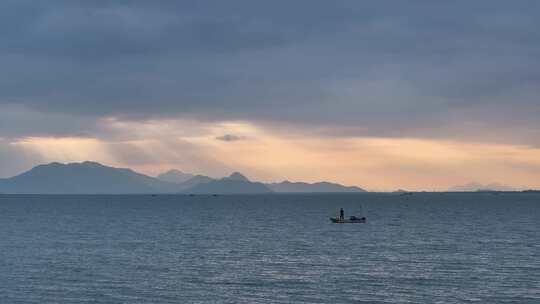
1;0;540;191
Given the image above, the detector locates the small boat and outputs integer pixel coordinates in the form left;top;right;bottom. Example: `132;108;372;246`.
330;216;366;223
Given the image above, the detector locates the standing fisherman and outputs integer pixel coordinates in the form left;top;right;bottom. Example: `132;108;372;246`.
340;208;344;220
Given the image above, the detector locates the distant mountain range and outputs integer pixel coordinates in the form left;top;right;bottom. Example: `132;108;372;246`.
448;182;515;192
267;181;365;193
0;161;366;194
156;169;194;184
175;174;214;191
186;172;273;194
0;161;178;194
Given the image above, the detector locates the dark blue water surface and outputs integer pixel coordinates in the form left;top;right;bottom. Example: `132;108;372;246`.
1;193;539;303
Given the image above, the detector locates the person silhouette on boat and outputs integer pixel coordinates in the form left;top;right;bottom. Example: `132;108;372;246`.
339;208;344;220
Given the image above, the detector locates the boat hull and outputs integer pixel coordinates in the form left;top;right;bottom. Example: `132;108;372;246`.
330;217;366;223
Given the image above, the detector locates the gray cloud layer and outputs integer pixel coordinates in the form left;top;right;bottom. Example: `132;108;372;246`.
216;134;245;142
1;0;539;144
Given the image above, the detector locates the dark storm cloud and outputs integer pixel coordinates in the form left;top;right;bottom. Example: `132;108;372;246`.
1;0;540;144
0;105;106;139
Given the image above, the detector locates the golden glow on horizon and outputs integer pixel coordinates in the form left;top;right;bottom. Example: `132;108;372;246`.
12;137;114;164
200;135;540;191
8;120;540;191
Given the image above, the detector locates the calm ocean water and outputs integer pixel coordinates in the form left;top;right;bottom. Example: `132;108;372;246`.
0;193;539;303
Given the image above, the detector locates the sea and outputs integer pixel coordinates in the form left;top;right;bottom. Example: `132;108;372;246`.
0;193;539;303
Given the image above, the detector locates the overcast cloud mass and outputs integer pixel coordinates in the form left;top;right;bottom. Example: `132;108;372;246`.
1;1;539;190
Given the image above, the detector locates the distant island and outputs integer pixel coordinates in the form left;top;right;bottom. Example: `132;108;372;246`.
0;161;367;194
448;182;516;192
266;180;364;193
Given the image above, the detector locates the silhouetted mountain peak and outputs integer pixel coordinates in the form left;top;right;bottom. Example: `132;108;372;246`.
0;161;180;194
157;169;194;184
226;172;249;182
164;169;185;174
174;174;215;190
79;161;105;167
35;161;110;171
267;180;366;193
184;178;272;194
394;189;409;193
